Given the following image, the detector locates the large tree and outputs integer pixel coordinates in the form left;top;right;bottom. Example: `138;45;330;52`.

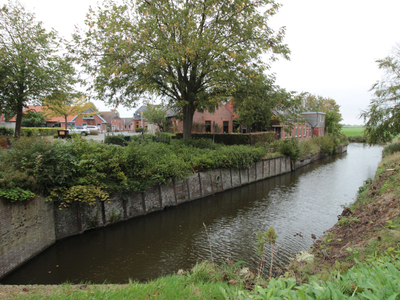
299;92;343;135
43;95;91;130
232;72;299;131
360;44;400;144
72;0;289;139
143;104;168;132
0;0;77;137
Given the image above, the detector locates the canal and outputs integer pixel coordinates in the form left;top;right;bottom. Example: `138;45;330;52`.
1;143;383;284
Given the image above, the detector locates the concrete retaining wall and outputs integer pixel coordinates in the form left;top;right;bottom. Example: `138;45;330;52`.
0;145;347;279
0;197;55;279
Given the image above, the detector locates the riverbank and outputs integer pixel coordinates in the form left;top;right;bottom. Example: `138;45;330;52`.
3;145;399;299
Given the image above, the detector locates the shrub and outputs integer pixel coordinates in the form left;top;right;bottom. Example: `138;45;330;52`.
383;142;400;158
21;127;58;137
316;135;337;155
104;134;126;146
135;128;144;133
0;127;14;136
89;130;99;135
278;138;300;161
175;132;276;145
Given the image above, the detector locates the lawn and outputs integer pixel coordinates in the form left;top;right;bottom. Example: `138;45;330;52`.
341;126;364;136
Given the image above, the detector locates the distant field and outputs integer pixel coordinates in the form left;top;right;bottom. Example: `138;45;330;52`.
341;126;364;136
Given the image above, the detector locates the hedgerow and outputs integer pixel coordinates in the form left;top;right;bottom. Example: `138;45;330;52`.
0;134;348;204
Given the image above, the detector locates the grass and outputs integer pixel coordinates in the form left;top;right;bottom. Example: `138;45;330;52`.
341;126;364;136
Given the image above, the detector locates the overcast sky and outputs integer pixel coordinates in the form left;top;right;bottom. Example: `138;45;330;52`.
2;0;400;124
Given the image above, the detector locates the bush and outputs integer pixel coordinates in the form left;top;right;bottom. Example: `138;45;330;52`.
135;128;144;133
174;132;276;145
104;134;126;146
89;130;99;135
21;127;58;137
383;142;400;158
278;138;300;161
0;127;14;136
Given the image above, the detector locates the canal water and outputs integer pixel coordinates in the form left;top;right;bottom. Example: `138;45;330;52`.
2;143;383;284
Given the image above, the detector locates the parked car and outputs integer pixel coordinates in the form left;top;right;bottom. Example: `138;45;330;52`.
68;126;90;136
86;125;100;132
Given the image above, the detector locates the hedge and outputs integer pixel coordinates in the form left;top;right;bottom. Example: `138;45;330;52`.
174;132;276;145
21;127;59;137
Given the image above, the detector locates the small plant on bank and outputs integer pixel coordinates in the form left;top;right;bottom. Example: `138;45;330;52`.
47;185;110;209
0;187;35;202
254;227;278;280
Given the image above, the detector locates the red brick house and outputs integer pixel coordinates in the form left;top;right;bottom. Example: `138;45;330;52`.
167;104;236;134
271;111;325;140
100;109;126;132
71;108;107;131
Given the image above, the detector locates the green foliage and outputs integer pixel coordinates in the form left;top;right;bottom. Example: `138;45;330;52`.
142;104;168;132
382;141;400;157
0;185;35;201
72;0;289;139
337;217;359;227
278;138;300;161
175;132;276;145
0;187;35;202
234;74;301;131
0;126;14;136
21;110;46;127
300;92;343;135
360;44;400;144
0;1;78;137
104;134;126;146
21;127;58;137
47;185;109;209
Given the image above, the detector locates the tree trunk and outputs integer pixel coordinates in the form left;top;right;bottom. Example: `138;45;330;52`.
64;115;68;129
182;102;195;140
14;102;23;138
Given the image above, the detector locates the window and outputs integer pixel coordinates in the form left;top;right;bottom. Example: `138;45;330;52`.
136;121;140;128
82;123;87;126
223;121;229;133
205;121;211;133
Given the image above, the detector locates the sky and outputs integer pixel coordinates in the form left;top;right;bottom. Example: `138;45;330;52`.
2;0;400;124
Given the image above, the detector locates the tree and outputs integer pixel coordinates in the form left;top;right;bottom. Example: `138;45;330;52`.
360;44;400;144
72;0;289;139
0;1;77;137
300;92;343;135
21;110;46;127
143;104;168;132
43;95;91;129
232;72;299;131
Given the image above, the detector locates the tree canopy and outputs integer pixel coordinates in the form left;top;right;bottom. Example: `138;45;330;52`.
0;0;77;137
299;92;343;135
72;0;290;139
43;96;91;130
143;104;168;132
21;110;46;127
360;44;400;144
232;72;298;131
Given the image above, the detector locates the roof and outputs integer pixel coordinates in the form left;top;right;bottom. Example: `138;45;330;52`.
133;105;147;119
100;109;119;123
8;106;75;123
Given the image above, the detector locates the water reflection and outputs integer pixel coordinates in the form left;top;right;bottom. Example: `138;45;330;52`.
2;143;382;284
